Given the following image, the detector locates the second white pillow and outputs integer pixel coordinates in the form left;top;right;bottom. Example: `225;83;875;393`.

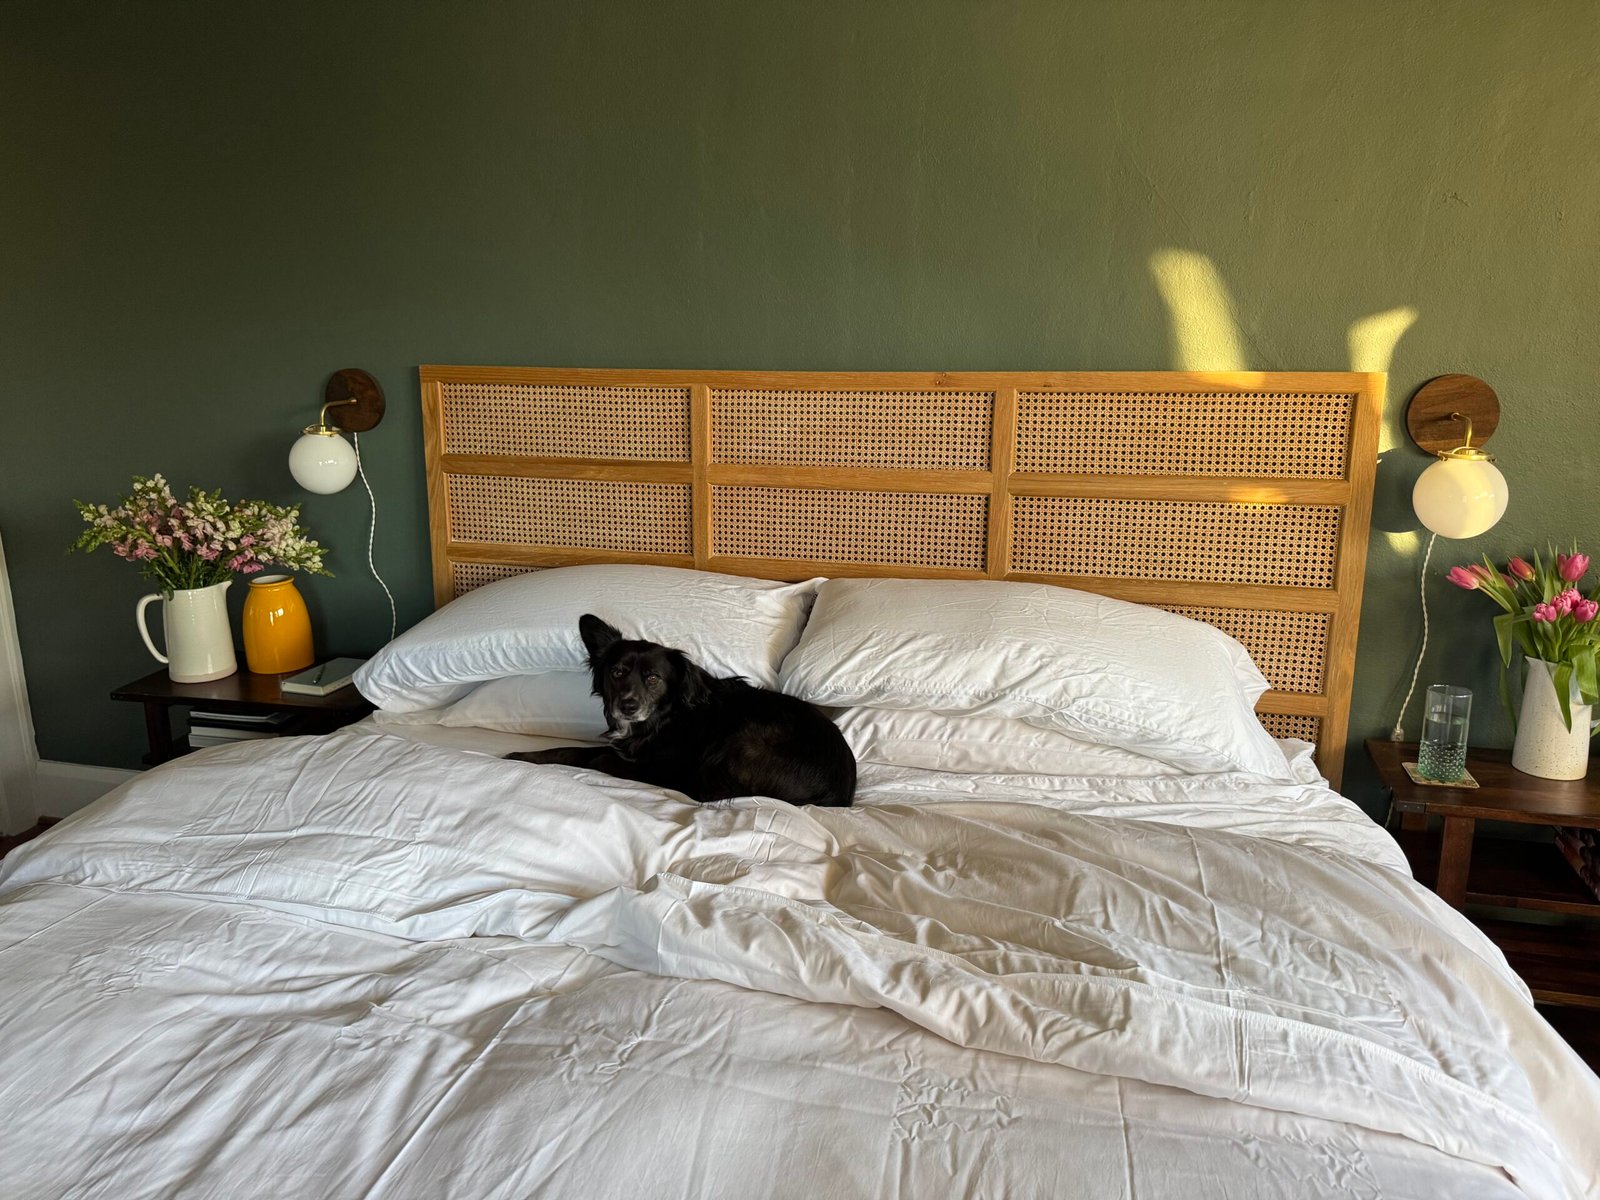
780;578;1288;779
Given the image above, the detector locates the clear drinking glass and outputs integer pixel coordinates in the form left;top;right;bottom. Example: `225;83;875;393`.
1418;685;1471;782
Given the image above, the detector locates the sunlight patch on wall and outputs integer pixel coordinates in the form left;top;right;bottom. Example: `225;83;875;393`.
1381;529;1422;554
1348;306;1418;452
1149;249;1246;371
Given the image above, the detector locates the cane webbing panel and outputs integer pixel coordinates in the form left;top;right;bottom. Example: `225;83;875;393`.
713;486;989;569
442;382;691;461
1010;497;1342;588
452;562;539;596
1159;606;1329;695
1016;391;1354;478
446;475;692;552
1258;713;1321;744
712;389;992;469
422;368;1382;789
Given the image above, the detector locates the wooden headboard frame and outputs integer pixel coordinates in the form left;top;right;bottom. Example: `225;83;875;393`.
420;367;1382;789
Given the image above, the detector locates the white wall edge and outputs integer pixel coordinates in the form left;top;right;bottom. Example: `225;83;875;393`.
35;761;142;818
0;528;41;834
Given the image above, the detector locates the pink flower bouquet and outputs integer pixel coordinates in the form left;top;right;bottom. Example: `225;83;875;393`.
1449;546;1599;728
72;474;331;593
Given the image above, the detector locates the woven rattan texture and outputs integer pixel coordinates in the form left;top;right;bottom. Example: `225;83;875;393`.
447;475;692;552
442;383;691;461
1015;391;1354;478
1258;713;1321;744
711;390;992;469
1161;606;1329;695
451;562;539;598
1010;497;1342;587
712;486;989;569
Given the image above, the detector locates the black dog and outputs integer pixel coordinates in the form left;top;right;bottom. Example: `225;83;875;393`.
505;614;856;807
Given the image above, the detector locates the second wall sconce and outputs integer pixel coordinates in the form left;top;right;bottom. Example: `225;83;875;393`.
1391;373;1510;739
1407;373;1509;539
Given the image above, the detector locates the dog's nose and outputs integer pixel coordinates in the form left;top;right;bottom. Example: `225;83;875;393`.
617;698;640;716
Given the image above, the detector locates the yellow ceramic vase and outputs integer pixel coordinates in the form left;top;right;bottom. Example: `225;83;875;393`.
242;575;315;674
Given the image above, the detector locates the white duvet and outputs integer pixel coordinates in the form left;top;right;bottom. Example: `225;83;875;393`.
1;729;1596;1199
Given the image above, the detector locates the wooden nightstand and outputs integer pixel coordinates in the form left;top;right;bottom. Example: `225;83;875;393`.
1367;738;1600;1007
112;667;374;766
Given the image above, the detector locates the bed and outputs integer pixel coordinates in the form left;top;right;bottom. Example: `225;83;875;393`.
2;368;1596;1200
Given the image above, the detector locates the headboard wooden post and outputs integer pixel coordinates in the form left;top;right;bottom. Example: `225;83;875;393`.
419;372;452;609
985;387;1019;581
689;383;713;570
418;366;1383;790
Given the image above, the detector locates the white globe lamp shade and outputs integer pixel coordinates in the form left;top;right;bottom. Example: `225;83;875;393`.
1412;454;1508;539
289;430;358;494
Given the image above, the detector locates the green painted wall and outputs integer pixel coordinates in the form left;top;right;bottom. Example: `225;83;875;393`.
3;1;1597;812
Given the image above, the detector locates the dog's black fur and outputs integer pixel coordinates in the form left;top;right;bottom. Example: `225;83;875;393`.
505;614;856;807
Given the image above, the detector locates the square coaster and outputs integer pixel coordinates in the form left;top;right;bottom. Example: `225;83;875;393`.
1402;762;1480;789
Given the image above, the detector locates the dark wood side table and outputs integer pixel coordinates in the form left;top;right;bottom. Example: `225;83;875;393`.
112;667;374;766
1367;738;1600;1007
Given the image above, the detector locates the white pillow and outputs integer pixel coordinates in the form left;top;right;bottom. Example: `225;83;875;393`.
437;671;605;740
836;707;1184;778
779;578;1287;779
356;565;822;713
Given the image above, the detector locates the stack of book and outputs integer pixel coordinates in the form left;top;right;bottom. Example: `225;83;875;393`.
187;710;294;748
1556;827;1600;903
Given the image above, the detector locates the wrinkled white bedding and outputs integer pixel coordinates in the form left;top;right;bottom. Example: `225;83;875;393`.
364;711;1412;870
1;729;1596;1199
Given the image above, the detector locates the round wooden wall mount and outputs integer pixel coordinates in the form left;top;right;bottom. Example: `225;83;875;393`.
1406;374;1499;455
323;368;386;433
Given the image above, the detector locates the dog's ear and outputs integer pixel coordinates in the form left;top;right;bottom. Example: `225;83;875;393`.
669;650;713;709
578;614;623;663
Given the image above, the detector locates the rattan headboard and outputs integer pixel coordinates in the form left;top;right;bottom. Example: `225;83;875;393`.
420;367;1383;789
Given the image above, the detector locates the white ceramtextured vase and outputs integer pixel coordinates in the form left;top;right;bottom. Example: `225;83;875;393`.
1512;658;1595;781
135;580;238;683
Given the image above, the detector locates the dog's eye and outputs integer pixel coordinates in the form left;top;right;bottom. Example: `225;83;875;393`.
610;667;626;679
644;672;661;684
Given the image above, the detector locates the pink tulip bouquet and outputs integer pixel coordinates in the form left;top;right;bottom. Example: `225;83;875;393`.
1449;547;1598;728
71;474;331;593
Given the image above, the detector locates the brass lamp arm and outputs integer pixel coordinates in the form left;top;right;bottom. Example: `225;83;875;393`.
303;397;358;437
1441;410;1494;462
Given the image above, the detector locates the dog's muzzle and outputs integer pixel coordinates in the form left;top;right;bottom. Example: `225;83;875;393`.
607;702;651;730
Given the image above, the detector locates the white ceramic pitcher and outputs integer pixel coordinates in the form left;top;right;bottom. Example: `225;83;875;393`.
135;580;238;683
1512;658;1598;780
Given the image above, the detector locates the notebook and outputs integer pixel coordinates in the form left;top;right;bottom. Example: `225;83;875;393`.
280;658;367;697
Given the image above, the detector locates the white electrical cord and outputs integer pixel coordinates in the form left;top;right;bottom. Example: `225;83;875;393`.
353;432;397;645
1391;531;1438;741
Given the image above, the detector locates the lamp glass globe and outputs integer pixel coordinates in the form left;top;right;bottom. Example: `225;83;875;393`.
1412;456;1509;539
289;431;358;494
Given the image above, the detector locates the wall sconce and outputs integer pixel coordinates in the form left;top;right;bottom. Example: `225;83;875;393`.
286;368;397;645
1407;374;1508;539
1392;374;1509;740
289;369;386;494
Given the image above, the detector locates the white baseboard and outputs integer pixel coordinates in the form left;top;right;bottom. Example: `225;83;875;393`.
35;761;142;818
